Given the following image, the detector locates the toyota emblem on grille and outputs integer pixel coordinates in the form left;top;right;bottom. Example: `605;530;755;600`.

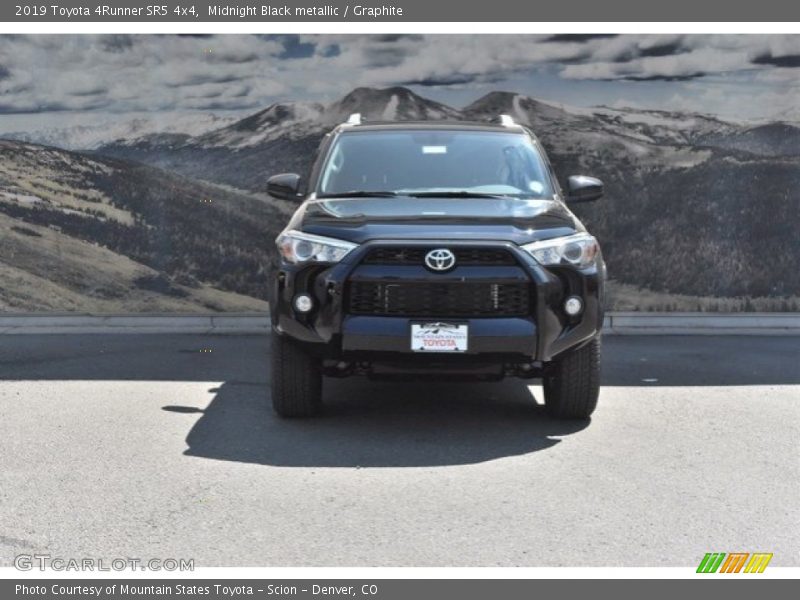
424;248;456;272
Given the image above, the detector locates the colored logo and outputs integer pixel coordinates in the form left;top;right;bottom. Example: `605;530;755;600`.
697;552;773;573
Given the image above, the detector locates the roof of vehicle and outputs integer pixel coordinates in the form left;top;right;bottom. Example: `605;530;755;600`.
334;119;529;134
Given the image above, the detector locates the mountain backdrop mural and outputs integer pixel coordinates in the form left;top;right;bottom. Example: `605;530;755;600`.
1;35;798;312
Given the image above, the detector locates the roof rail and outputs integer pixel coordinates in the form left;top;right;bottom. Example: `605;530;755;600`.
498;114;516;127
344;112;362;126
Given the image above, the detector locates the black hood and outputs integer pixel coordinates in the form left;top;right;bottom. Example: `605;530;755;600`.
292;196;581;245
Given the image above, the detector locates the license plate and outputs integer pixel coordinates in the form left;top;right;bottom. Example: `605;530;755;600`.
411;322;468;353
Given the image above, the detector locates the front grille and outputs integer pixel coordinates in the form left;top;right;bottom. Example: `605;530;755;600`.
347;281;530;317
363;247;516;267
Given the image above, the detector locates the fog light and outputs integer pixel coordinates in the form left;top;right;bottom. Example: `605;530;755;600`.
293;294;314;313
564;296;583;316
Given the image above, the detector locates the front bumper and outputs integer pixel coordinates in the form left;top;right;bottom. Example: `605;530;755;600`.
341;316;537;355
271;239;604;363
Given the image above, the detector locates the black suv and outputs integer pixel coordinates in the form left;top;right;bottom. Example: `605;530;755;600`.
267;115;605;419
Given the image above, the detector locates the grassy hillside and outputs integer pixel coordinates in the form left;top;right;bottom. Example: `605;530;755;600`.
0;213;267;312
0;140;280;312
556;152;800;299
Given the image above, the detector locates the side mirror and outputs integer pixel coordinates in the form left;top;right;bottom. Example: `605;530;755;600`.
267;173;302;201
566;175;603;203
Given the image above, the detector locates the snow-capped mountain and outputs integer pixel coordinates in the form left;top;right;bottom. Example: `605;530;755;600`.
1;112;239;151
194;102;326;149
3;86;799;309
700;122;800;157
94;85;800;193
94;86;800;302
191;86;461;150
463;91;587;127
773;106;800;123
463;91;743;147
324;86;462;123
95;87;469;190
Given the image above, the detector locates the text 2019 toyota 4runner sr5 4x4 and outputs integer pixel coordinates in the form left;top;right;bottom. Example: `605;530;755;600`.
267;114;606;419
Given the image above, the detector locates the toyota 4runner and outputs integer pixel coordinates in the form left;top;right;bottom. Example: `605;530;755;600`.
267;114;606;419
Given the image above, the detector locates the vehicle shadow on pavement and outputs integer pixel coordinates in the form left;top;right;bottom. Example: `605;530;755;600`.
6;333;798;467
169;378;589;468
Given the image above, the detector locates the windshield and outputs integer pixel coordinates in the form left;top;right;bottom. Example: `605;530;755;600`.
317;130;555;198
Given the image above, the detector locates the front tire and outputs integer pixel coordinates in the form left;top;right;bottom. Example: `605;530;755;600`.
270;333;322;418
543;336;600;419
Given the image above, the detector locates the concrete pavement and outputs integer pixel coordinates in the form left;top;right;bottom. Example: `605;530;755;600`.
0;334;798;566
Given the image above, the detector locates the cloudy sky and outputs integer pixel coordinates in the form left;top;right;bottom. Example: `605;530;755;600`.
0;34;798;129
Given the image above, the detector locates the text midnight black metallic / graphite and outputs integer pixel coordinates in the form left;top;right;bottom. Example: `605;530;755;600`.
4;1;789;22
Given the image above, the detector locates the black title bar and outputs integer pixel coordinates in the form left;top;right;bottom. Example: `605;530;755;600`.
4;0;800;22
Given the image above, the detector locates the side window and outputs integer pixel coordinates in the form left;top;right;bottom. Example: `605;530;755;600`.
531;137;561;198
308;134;333;193
319;143;344;193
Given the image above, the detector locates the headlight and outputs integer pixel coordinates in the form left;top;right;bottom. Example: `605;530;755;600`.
276;230;358;264
522;233;600;269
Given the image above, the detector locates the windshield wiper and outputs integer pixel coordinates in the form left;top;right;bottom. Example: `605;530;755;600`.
405;191;511;199
317;190;400;199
